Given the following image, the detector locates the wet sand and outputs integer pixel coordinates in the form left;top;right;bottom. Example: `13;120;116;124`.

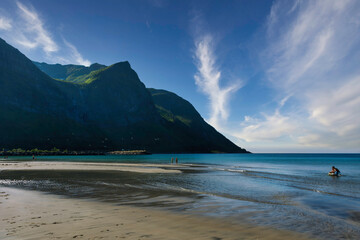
0;187;310;240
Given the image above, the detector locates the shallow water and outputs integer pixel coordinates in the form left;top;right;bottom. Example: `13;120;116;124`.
1;153;360;239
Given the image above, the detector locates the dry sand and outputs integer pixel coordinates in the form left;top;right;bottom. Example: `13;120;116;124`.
0;161;182;173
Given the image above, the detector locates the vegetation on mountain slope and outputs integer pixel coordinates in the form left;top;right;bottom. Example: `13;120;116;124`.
0;38;248;153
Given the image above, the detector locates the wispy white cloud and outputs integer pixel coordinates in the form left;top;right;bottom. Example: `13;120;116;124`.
308;76;360;137
236;110;296;143
287;0;302;15
239;0;360;152
0;17;12;30
194;34;242;129
0;1;90;66
16;1;58;54
63;39;91;66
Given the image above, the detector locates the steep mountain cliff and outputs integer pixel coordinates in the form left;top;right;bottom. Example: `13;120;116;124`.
0;38;107;149
148;88;247;153
0;38;249;153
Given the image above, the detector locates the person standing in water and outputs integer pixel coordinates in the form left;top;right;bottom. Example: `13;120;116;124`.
329;166;340;176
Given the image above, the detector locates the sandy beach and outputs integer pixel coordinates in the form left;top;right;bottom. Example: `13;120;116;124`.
0;161;183;173
0;187;310;240
0;161;311;240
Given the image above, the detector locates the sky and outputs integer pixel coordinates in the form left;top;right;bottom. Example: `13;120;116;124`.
0;0;359;153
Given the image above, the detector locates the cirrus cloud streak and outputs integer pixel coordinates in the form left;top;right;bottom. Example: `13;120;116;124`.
0;1;90;66
194;34;242;129
236;0;360;152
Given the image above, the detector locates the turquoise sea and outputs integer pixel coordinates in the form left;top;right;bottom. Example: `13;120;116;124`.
1;153;360;239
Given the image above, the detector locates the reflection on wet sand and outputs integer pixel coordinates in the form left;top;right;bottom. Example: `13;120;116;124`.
0;187;310;240
1;159;360;239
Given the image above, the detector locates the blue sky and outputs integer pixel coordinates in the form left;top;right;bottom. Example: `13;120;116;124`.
0;0;359;153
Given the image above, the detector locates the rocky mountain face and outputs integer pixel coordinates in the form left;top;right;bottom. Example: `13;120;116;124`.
0;38;249;153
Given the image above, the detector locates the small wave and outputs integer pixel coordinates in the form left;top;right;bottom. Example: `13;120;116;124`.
212;167;247;173
147;182;289;205
92;181;146;190
181;164;205;167
290;185;360;200
227;169;246;173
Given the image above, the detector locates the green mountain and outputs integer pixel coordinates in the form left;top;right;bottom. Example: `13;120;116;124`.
0;38;249;153
148;89;246;153
33;61;106;82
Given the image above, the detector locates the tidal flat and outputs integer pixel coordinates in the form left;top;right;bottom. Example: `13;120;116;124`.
1;154;360;239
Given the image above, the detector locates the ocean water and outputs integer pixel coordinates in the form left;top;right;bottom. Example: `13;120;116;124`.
1;153;360;239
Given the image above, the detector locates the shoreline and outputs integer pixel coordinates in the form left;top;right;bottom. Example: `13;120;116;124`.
0;150;252;157
0;161;184;174
0;186;310;240
1;153;359;239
